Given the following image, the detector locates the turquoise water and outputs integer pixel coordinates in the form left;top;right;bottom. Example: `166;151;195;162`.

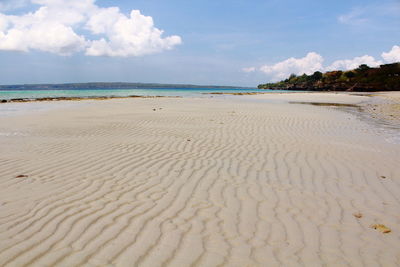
0;87;286;117
0;88;270;100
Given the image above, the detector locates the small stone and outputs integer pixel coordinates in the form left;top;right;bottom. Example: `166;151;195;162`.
16;175;28;178
353;212;363;219
187;139;191;141
371;224;391;233
153;109;156;111
380;176;386;179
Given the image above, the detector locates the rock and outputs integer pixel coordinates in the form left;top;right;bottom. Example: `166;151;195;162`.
16;175;28;178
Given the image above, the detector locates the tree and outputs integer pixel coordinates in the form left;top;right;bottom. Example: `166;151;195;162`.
297;73;308;82
344;71;356;78
357;64;370;71
324;71;343;81
310;71;323;81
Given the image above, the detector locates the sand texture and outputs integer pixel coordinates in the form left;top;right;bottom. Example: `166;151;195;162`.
0;94;399;266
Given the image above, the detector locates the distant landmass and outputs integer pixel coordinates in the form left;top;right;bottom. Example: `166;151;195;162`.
258;63;400;91
0;82;251;90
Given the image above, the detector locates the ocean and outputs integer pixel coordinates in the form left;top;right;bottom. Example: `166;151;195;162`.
0;87;281;116
0;87;269;100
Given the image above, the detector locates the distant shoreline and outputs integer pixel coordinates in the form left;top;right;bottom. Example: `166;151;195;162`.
0;87;262;101
0;82;253;91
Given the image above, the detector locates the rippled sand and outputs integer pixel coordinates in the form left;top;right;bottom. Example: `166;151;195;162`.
0;94;399;266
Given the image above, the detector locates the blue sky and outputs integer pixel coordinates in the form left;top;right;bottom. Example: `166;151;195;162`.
0;0;399;86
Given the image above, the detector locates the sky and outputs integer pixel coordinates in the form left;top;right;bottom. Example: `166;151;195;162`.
0;0;399;86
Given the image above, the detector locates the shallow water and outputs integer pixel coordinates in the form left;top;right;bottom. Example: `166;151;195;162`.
0;88;271;100
0;88;284;116
288;100;400;144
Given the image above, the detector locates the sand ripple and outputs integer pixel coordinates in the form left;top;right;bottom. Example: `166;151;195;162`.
0;97;399;266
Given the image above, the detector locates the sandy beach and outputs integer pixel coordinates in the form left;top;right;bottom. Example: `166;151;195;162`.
0;93;399;266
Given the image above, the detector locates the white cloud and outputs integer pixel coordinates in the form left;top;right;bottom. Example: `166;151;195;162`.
242;67;256;73
0;0;90;55
381;45;400;63
326;55;382;71
85;10;182;57
0;0;181;56
259;52;324;81
254;45;400;81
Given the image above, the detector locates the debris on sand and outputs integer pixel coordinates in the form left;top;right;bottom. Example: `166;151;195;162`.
371;224;391;233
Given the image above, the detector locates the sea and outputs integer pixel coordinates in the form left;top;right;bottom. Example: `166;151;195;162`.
0;87;277;116
0;87;268;100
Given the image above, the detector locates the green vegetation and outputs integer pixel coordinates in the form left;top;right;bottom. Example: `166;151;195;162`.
258;63;400;91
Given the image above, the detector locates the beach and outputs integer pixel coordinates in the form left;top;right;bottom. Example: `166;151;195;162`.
0;92;399;266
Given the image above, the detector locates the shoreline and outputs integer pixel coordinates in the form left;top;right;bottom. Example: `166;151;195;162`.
0;89;396;103
2;91;399;135
241;91;400;133
0;94;180;103
2;91;399;141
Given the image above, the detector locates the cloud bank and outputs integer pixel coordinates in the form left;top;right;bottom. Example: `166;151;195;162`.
382;45;400;63
0;0;182;56
260;52;324;81
326;55;382;71
247;45;400;81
